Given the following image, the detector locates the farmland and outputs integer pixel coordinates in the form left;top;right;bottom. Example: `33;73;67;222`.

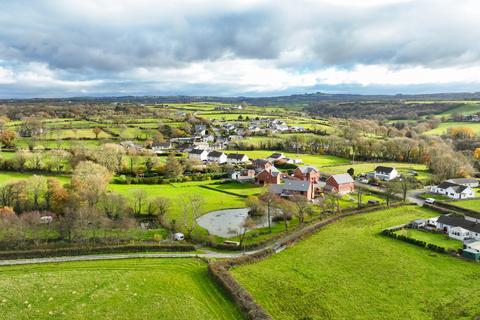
322;162;431;182
0;258;242;320
425;122;480;135
0;171;253;221
449;198;480;212
232;206;480;320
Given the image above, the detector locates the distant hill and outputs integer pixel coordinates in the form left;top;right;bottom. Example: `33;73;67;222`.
2;91;480;106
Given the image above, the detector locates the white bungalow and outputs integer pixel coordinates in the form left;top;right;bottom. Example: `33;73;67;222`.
430;181;475;199
435;215;480;241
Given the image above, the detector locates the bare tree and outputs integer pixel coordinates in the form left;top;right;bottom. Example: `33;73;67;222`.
153;197;170;227
259;191;281;233
132;189;148;215
238;217;256;247
180;193;204;239
290;194;313;224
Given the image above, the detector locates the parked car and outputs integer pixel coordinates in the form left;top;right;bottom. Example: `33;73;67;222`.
359;178;369;184
173;232;185;241
425;198;435;204
369;181;380;187
367;199;379;205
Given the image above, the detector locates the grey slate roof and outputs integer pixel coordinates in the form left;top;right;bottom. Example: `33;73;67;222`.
297;166;318;174
268;153;284;159
208;151;225;158
447;178;479;185
436;181;469;193
437;215;480;233
227;153;246;160
375;166;395;174
330;173;354;184
190;149;206;154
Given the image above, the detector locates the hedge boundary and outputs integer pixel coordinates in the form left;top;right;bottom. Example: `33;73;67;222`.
207;202;409;251
0;244;195;260
199;185;248;198
427;200;480;219
208;203;413;320
381;227;449;254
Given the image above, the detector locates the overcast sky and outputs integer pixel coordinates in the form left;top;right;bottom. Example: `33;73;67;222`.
0;0;479;98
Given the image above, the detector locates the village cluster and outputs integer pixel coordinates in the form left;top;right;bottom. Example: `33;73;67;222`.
118;118;307;157
188;149;402;202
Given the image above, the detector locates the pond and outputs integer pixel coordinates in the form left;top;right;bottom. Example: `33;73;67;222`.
196;208;270;238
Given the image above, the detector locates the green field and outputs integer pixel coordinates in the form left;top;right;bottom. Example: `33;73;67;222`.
232;206;480;320
109;181;253;220
425;122;480;135
0;258;242;320
394;228;463;250
0;171;70;186
228;150;349;168
0;171;252;222
323;161;431;182
449;198;480;212
439;103;480;117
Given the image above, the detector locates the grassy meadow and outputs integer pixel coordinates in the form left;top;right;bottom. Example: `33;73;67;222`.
0;258;242;320
232;206;480;320
425;122;480;135
449;198;480;212
322;161;431;182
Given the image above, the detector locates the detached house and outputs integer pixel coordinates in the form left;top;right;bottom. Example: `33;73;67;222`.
252;159;273;172
267;153;285;162
293;166;320;183
372;166;399;181
256;168;282;185
151;141;172;154
194;124;208;136
430;181;475;199
325;173;355;194
435;215;480;241
231;169;256;182
447;178;479;188
207;151;227;164
226;153;249;165
188;149;209;161
270;179;315;200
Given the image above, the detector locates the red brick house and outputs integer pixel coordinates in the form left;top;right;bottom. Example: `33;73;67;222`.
252;159;273;172
293;166;320;183
325;173;355;194
256;168;282;185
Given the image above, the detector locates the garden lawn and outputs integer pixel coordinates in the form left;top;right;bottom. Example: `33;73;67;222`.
109;182;247;221
206;182;264;197
450;198;480;212
0;258;242;320
232;206;480;320
394;228;463;250
228;150;349;167
323;161;431;182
